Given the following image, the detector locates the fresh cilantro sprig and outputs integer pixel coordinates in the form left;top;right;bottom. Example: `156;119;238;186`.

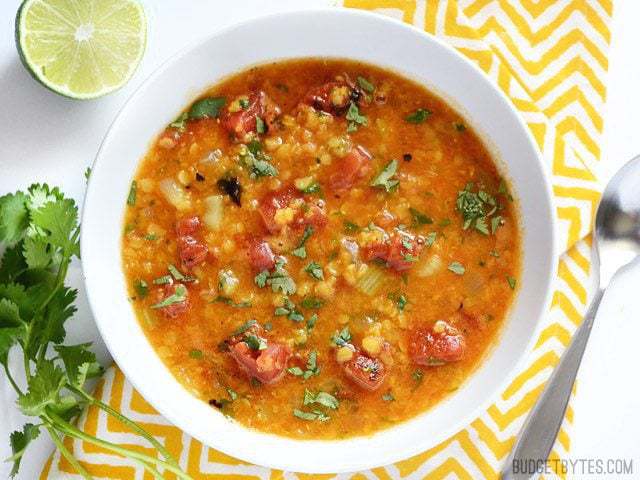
0;185;194;480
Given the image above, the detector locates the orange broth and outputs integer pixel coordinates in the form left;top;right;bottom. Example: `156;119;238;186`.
121;59;520;439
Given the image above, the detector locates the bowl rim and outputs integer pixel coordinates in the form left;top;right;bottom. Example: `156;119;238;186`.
81;7;558;473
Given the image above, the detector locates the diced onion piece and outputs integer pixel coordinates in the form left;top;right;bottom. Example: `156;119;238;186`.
158;178;191;211
356;265;387;296
203;195;224;231
417;254;443;278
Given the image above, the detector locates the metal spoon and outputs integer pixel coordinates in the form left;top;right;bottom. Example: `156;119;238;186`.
502;155;640;479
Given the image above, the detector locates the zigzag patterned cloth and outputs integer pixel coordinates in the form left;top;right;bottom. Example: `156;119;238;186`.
41;1;612;478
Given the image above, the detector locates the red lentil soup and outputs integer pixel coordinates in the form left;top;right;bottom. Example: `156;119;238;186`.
122;59;521;439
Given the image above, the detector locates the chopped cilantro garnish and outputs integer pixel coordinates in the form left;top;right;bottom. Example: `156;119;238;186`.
189;349;203;359
456;182;502;235
412;369;424;384
189;97;226;119
255;116;266;134
168;264;194;282
127;181;137;206
491;215;504;234
144;233;158;241
232;319;257;336
387;292;408;312
331;327;352;347
274;297;304;322
448;262;465;275
289;351;321;379
424;232;437;247
254;270;268;288
301;297;325;309
409;207;433;227
240;142;278;179
405;108;431;124
304;262;324;280
291;226;314;259
357;76;375;93
303;389;339;409
169;111;188;131
346;102;367;132
370;160;399;192
306;313;318;331
293;409;329;422
454;122;466;132
244;334;267;351
382;391;395;401
498;179;514;201
239;98;250;109
507;276;517;289
213;296;252;308
134;279;148;299
439;218;452;227
150;284;187;309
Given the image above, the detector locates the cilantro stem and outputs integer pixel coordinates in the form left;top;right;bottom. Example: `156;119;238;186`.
66;384;179;468
45;425;94;480
2;362;22;395
46;411;194;480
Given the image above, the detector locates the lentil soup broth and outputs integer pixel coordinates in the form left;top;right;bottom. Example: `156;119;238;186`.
121;59;521;439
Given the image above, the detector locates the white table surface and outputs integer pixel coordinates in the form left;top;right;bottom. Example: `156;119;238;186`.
1;1;639;478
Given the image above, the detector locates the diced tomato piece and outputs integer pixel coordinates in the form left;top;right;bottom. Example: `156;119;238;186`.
304;80;358;115
228;327;291;385
408;321;467;365
177;236;208;268
247;238;276;271
362;231;424;272
329;145;372;191
221;91;281;139
176;216;201;236
342;350;386;391
258;186;298;234
258;187;327;234
294;199;328;230
155;284;189;318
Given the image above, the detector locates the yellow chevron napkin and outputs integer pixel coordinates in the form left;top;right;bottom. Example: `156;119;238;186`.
41;1;612;478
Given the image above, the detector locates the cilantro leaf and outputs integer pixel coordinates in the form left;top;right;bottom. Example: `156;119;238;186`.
293;408;329;422
405;108;431;124
0;192;29;245
8;423;40;477
370;160;399;192
189;97;226;119
304;261;324;280
448;262;465;275
346;102;367;132
150;284;187;309
16;360;66;417
22;236;52;269
303;389;339;409
357;76;375;93
0;243;27;284
54;343;103;388
331;327;352;347
29;197;79;257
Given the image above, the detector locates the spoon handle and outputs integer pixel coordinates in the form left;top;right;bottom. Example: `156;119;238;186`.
501;288;605;480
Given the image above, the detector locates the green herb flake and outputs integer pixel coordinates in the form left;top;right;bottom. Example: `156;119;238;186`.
304;261;324;280
425;232;437;247
331;327;352;347
150;284;187;309
256;116;266;134
304;389;339;410
244;334;267;351
293;409;329;422
189;349;203;359
169;111;188;131
507;276;517;289
144;233;158;241
254;270;269;288
382;391;395;401
405;108;432;124
346;102;368;132
412;369;424;384
454;122;466;132
448;262;465;275
301;297;325;309
306;313;318;331
239;98;250;109
213;296;252;308
133;279;148;299
370;160;399;192
357;76;375;93
152;275;172;285
409;207;433;227
127;181;137;206
233;319;257;336
189;97;226;120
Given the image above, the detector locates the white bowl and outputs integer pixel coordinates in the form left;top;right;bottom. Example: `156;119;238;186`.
82;8;557;473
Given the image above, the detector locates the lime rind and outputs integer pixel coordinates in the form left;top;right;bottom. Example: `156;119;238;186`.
15;0;147;100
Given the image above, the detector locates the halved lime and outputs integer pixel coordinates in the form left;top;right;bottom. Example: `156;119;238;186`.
15;0;147;99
